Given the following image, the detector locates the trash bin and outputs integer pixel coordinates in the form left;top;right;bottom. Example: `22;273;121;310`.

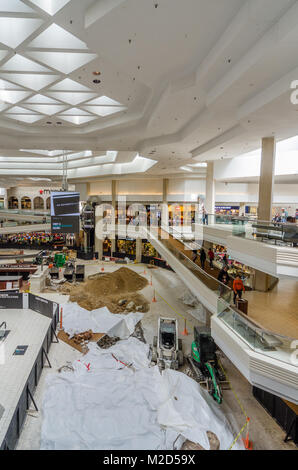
236;298;248;315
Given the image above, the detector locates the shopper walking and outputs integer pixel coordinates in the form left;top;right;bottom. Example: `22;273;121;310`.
192;249;198;264
200;248;206;270
208;248;215;269
233;275;245;305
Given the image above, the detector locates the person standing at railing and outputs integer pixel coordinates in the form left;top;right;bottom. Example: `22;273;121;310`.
200;247;206;270
208;248;215;270
218;266;231;296
233;275;245;305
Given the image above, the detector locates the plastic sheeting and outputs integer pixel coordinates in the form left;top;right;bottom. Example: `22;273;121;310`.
40;338;243;450
60;302;143;339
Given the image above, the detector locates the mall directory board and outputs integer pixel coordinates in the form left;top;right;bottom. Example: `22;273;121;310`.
50;191;80;233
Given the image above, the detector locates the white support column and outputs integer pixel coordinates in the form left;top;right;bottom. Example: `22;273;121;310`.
111;180;117;253
162;178;169;227
258;137;276;221
136;237;142;263
205;162;215;216
3;189;8;210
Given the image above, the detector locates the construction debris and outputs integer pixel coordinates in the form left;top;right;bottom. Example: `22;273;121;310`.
97;335;120;349
59;267;149;313
181;432;220;450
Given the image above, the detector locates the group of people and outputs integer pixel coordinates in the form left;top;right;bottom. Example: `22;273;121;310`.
192;247;245;304
0;232;66;247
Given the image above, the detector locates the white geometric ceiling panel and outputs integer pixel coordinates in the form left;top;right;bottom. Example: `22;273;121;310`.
0;78;22;90
60;107;92;116
28;0;71;16
83;105;126;117
0;90;31;104
24;104;68;115
0;73;60;91
0;0;35;13
6;106;38;114
47;91;97;105
49;78;91;92
0;101;8;112
28;24;88;50
0;54;50;72
0;18;43;49
5;114;43;124
0;51;8;62
27;51;97;74
25;94;60;104
59;115;97;125
86;95;122;106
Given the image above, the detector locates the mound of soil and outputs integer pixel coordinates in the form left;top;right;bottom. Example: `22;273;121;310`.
60;267;149;313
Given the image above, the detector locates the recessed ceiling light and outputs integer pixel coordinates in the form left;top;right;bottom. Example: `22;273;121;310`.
93;79;101;84
93;71;101;76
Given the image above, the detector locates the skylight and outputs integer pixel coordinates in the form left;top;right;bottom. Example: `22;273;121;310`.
0;51;7;62
25;94;60;104
29;0;72;16
28;24;88;50
59;115;97;125
47;92;97;105
0;90;32;104
0;0;35;13
87;96;122;106
83;105;126;117
0;54;50;73
0;73;60;91
0;78;22;90
0;18;44;49
6;106;38;114
48;78;92;92
27;51;98;74
24;104;68;115
60;107;92;116
5;114;43;124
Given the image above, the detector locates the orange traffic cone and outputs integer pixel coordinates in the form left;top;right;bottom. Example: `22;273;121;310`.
152;289;157;303
143;267;147;275
101;266;105;272
93;254;96;261
181;318;189;336
242;418;253;450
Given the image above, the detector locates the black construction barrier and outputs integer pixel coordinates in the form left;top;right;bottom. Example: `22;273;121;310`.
0;293;59;450
0;291;23;309
29;293;57;320
253;386;298;445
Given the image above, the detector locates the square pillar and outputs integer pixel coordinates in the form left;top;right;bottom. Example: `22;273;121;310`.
205;162;215;215
258;137;276;221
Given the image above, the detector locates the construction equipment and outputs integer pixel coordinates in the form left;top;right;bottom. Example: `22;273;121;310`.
189;326;227;404
150;317;184;370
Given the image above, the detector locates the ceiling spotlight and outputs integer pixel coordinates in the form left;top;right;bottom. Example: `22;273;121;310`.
56;122;62;125
93;71;101;76
46;121;52;124
93;79;101;84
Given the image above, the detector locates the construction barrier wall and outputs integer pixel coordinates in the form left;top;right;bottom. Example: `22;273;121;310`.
0;294;59;451
253;386;298;445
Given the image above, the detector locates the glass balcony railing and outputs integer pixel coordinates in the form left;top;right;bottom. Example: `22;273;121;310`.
192;214;298;247
217;300;298;367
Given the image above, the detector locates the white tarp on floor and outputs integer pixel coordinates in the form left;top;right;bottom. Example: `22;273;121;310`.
40;338;243;450
60;302;143;339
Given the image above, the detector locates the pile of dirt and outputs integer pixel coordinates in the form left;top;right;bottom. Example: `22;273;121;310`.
60;267;149;313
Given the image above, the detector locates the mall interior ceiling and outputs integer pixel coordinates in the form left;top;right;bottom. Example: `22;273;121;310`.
0;0;297;189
